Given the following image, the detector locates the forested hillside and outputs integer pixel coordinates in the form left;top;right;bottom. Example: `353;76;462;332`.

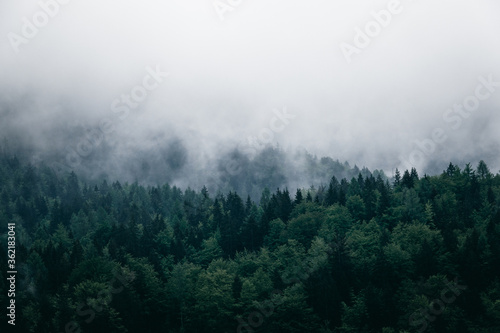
1;155;499;332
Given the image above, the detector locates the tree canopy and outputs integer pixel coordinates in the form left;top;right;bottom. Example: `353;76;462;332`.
0;155;499;332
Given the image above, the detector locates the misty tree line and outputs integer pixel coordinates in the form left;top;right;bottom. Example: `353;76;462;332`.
0;154;499;332
1;138;387;201
211;147;387;201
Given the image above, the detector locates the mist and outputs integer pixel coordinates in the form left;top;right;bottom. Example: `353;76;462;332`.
1;0;500;192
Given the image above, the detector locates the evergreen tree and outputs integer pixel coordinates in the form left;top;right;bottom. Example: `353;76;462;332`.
294;188;303;205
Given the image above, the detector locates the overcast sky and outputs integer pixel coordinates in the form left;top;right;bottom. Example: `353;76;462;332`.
1;0;500;181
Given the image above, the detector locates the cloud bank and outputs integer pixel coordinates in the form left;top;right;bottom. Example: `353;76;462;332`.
1;0;500;189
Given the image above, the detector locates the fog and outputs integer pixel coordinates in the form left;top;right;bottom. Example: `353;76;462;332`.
1;0;500;191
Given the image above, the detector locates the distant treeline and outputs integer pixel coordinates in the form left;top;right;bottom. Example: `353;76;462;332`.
1;137;387;200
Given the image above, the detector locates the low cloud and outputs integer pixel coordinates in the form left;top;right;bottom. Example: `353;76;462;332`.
1;0;500;189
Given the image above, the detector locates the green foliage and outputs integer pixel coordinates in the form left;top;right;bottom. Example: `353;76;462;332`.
194;260;236;332
264;218;287;250
346;194;365;221
1;156;499;332
346;219;382;278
